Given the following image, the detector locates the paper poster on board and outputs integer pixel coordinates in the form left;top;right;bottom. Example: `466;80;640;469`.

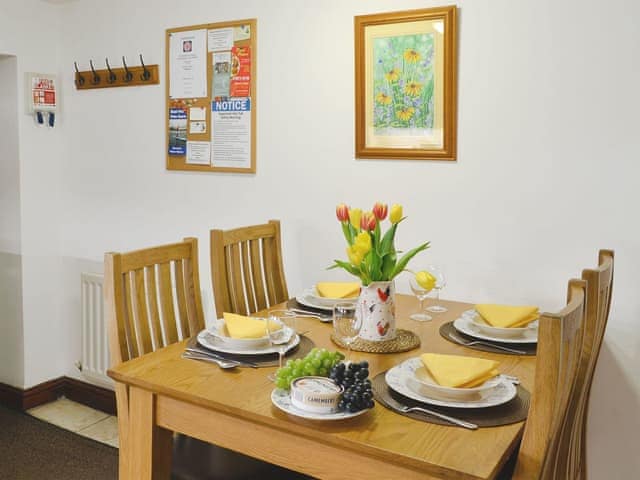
208;28;233;52
168;107;187;155
212;52;231;98
230;46;251;97
169;29;208;98
186;141;211;165
211;97;251;169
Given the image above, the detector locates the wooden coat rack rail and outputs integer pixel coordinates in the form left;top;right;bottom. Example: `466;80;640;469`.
74;55;159;90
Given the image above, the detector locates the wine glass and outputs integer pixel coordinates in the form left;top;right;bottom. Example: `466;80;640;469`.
266;310;297;372
409;276;434;322
332;302;362;363
425;265;448;313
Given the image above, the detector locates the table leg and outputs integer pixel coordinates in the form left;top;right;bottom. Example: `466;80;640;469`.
128;386;172;479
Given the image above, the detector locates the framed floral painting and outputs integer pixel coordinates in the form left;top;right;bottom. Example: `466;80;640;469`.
355;6;457;160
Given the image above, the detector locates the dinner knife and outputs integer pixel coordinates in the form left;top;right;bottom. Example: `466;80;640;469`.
379;394;478;430
184;346;259;368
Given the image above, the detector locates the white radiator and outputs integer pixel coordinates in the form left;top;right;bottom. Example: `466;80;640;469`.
80;273;113;389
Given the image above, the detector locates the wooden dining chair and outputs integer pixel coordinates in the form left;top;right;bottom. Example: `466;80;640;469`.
210;219;289;316
512;278;588;480
572;249;614;479
104;237;205;478
105;238;305;480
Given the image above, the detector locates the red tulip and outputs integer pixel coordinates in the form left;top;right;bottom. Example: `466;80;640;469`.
336;203;350;222
360;211;377;231
372;202;388;221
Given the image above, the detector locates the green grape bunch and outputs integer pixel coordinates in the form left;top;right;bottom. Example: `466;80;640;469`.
274;348;345;390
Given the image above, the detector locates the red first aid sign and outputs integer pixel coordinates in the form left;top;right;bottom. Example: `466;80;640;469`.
32;77;56;108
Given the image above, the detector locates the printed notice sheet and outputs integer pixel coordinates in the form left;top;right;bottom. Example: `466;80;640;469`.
186;141;211;165
211;98;251;169
212;52;231;98
208;28;234;52
169;29;207;98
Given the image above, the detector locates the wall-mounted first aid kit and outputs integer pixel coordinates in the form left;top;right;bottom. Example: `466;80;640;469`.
26;72;57;127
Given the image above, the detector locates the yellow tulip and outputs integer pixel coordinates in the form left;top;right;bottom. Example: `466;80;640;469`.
354;231;372;254
415;271;436;291
349;208;362;230
390;204;403;224
346;245;364;266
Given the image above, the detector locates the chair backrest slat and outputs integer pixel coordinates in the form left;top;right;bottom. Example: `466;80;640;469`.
211;220;289;316
105;238;204;365
182;256;205;337
240;241;257;314
133;268;153;355
144;265;163;349
173;259;190;338
122;272;139;359
228;242;247;315
158;261;179;345
514;279;587;480
250;238;268;312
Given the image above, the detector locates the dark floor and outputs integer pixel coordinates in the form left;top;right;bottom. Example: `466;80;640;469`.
0;405;118;480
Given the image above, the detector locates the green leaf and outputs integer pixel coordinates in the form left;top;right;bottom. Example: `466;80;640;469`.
341;222;353;245
328;260;362;279
379;223;398;256
388;241;431;279
381;251;397;279
373;221;381;250
369;251;383;281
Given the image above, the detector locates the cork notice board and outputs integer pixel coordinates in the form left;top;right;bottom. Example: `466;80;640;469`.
166;19;256;173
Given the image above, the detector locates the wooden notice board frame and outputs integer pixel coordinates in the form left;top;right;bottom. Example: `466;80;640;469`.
166;19;256;173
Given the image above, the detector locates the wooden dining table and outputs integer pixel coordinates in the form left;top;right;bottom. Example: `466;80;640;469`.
108;295;536;480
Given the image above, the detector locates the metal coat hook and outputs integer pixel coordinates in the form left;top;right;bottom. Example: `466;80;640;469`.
122;56;133;82
74;62;85;86
105;58;116;84
139;54;151;81
89;60;100;85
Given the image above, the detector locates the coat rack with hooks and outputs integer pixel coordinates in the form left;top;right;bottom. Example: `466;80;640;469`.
74;55;159;89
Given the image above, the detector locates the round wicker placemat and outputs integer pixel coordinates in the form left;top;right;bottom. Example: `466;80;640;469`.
372;372;530;427
330;329;420;354
439;322;537;356
190;335;316;368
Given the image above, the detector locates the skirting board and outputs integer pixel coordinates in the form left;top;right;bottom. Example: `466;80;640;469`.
0;377;116;415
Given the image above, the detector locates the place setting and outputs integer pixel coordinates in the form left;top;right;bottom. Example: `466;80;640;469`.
372;352;530;429
287;281;361;321
440;304;539;356
183;310;316;369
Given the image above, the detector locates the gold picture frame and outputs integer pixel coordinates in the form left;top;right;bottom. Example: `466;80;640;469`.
355;6;457;161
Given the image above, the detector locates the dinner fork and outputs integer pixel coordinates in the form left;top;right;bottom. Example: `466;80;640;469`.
287;309;332;322
448;332;527;355
181;352;240;369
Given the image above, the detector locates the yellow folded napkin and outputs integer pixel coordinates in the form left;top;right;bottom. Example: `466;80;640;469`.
222;312;281;339
420;353;500;388
475;304;539;328
316;282;360;299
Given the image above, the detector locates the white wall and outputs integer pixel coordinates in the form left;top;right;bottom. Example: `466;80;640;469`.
4;0;640;476
0;0;64;387
0;54;24;387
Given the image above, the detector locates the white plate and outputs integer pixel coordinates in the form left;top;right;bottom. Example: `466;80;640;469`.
453;316;538;344
402;358;501;401
306;287;359;308
197;328;300;356
385;359;517;409
207;319;274;350
271;388;371;420
295;290;334;312
462;309;538;338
